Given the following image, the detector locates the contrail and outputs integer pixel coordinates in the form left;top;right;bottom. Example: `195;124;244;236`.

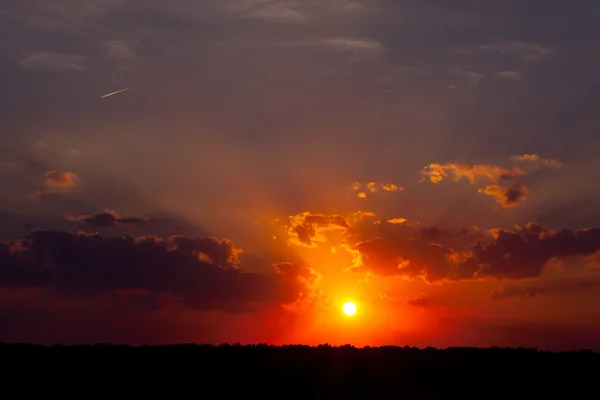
100;87;133;99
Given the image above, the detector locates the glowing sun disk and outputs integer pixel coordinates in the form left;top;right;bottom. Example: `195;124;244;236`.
342;302;357;316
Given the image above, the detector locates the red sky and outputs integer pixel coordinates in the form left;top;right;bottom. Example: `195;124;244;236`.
1;0;600;350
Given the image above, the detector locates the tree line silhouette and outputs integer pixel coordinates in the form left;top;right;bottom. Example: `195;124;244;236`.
1;343;598;398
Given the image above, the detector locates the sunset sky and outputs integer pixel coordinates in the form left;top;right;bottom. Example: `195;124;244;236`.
1;0;600;350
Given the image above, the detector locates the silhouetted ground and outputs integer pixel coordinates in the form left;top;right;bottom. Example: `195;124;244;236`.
2;343;598;398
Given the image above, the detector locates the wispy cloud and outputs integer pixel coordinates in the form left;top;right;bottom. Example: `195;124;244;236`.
104;40;138;60
496;71;522;82
19;52;86;71
228;0;306;23
477;40;556;61
510;154;563;170
454;69;485;85
450;40;556;62
222;36;386;62
2;0;123;30
320;38;385;61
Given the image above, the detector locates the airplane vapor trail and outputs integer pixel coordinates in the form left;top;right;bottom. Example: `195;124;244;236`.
100;87;133;99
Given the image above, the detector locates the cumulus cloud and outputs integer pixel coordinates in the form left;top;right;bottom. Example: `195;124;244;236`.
0;230;318;312
344;222;600;283
285;211;376;248
421;162;528;207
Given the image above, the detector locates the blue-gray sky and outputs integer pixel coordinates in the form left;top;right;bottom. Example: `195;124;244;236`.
1;0;600;348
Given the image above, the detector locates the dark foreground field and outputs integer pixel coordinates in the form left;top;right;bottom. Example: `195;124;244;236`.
2;343;599;398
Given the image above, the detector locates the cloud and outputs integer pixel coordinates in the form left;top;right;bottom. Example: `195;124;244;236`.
19;52;87;72
0;230;318;312
496;71;522;82
467;223;600;280
406;296;430;308
230;1;307;23
450;40;556;62
421;162;529;208
347;235;455;281
320;38;385;61
44;171;79;188
478;184;528;208
454;69;485;86
286;212;351;248
421;163;525;184
404;294;455;309
344;222;600;282
66;210;150;227
387;218;408;225
491;279;600;300
225;0;375;22
420;226;469;242
476;40;556;61
352;181;403;198
510;154;563;170
283;211;377;248
30;190;63;199
104;40;138;60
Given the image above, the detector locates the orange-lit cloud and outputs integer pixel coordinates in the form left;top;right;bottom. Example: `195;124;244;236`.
30;171;81;198
44;170;79;188
421;162;530;207
343;222;600;283
510;154;563;169
421;163;525;184
387;218;408;225
478;184;528;208
286;212;352;248
284;211;376;248
352;181;403;198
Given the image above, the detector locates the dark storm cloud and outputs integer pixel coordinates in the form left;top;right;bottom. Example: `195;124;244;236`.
347;222;600;282
0;230;318;311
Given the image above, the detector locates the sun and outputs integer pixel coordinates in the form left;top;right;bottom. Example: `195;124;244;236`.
342;302;357;317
